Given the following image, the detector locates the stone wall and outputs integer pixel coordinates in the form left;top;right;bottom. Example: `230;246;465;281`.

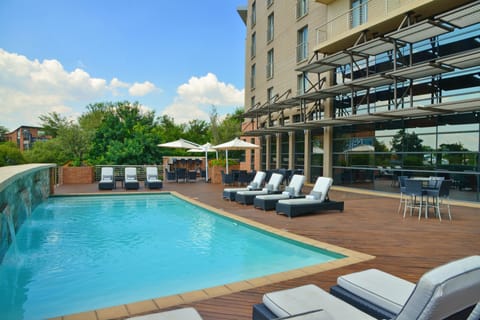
0;164;55;263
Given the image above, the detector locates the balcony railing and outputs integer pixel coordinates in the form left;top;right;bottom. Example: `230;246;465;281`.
315;0;417;47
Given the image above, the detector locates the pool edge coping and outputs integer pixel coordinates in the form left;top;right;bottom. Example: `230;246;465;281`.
50;191;375;320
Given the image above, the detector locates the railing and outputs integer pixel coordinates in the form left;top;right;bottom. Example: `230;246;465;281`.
315;0;417;47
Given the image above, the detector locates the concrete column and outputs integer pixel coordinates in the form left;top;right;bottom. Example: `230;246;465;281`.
288;131;295;169
276;133;281;169
265;135;271;170
304;129;311;182
323;71;335;178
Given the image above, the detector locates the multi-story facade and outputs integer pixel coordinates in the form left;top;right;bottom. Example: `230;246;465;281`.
239;0;480;202
6;126;50;151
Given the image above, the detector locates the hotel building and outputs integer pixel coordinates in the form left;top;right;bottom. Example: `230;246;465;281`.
238;0;480;202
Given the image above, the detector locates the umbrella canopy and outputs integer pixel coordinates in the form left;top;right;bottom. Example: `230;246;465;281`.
212;138;259;173
157;138;200;149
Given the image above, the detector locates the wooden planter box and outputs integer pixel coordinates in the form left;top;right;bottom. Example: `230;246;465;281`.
62;166;94;184
210;165;240;184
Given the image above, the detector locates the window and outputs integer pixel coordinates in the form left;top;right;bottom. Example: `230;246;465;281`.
351;0;367;28
267;13;274;42
297;73;310;95
297;26;308;62
267;49;274;79
267;0;273;7
251;1;256;27
296;0;308;18
251;96;256;109
267;87;274;103
250;64;256;89
251;32;256;58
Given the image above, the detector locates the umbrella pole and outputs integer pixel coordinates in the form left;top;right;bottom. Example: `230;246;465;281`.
205;150;209;183
226;150;229;174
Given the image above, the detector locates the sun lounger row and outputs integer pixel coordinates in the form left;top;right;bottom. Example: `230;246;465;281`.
127;255;480;320
98;166;163;190
222;173;344;217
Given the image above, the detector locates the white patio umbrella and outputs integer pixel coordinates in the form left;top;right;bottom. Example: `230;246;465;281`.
158;138;201;171
157;138;200;149
212;137;259;173
186;143;218;182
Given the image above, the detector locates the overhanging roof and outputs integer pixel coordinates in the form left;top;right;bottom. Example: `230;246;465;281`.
436;0;480;28
386;62;453;79
386;20;453;43
437;47;480;69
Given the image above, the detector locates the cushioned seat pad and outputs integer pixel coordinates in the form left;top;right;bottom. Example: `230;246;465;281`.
263;284;374;320
337;268;414;314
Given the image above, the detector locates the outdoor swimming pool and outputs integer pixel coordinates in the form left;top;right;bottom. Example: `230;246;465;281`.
0;193;345;319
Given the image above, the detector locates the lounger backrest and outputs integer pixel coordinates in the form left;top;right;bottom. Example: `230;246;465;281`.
125;167;137;181
265;173;283;191
101;167;113;181
311;177;333;202
146;167;158;180
288;175;305;196
395;255;480;320
251;171;267;188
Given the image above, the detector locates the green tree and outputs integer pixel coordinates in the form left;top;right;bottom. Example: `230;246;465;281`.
57;124;92;166
89;101;162;164
24;139;68;165
0;126;9;142
184;119;211;144
440;142;469;165
39;112;69;137
0;142;26;166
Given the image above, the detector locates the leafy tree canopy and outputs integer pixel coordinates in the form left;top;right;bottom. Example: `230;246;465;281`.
0;142;26;166
38;112;69;137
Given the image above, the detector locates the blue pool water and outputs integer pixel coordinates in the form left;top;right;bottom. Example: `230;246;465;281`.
0;194;344;319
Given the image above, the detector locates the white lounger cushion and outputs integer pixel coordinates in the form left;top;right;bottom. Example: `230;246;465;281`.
223;171;266;192
256;193;291;201
127;307;202;320
263;284;374;320
337;268;415;314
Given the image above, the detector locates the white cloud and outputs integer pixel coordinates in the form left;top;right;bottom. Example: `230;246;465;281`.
129;81;156;96
162;73;244;123
0;49;158;130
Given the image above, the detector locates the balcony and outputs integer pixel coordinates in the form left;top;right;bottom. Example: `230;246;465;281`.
313;0;465;53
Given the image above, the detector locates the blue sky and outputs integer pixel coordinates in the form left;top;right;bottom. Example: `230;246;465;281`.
0;0;247;131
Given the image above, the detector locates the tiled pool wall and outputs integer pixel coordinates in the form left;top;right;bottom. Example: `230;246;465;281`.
0;164;54;263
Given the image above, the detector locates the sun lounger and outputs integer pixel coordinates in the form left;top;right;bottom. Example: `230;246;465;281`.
144;166;163;189
223;171;266;200
124;167;140;190
235;173;284;205
98;167;114;190
275;177;344;218
127;307;203;320
254;174;306;210
253;255;480;320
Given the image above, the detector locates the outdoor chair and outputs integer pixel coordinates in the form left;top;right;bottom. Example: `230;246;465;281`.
223;171;266;200
187;170;197;182
253;255;480;320
144;166;163;189
175;168;187;183
403;179;425;219
164;168;176;182
235;173;284;205
253;174;306;210
98;167;114;190
397;176;408;214
221;170;234;185
425;179;452;221
275;177;344;218
124;167;139;190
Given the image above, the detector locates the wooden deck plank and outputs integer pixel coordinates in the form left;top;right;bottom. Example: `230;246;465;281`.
54;181;480;320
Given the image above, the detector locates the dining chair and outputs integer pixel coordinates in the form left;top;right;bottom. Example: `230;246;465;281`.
426;179;452;221
397;176;409;214
404;179;425;219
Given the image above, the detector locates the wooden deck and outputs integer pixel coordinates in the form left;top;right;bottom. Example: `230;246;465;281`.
54;181;480;320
